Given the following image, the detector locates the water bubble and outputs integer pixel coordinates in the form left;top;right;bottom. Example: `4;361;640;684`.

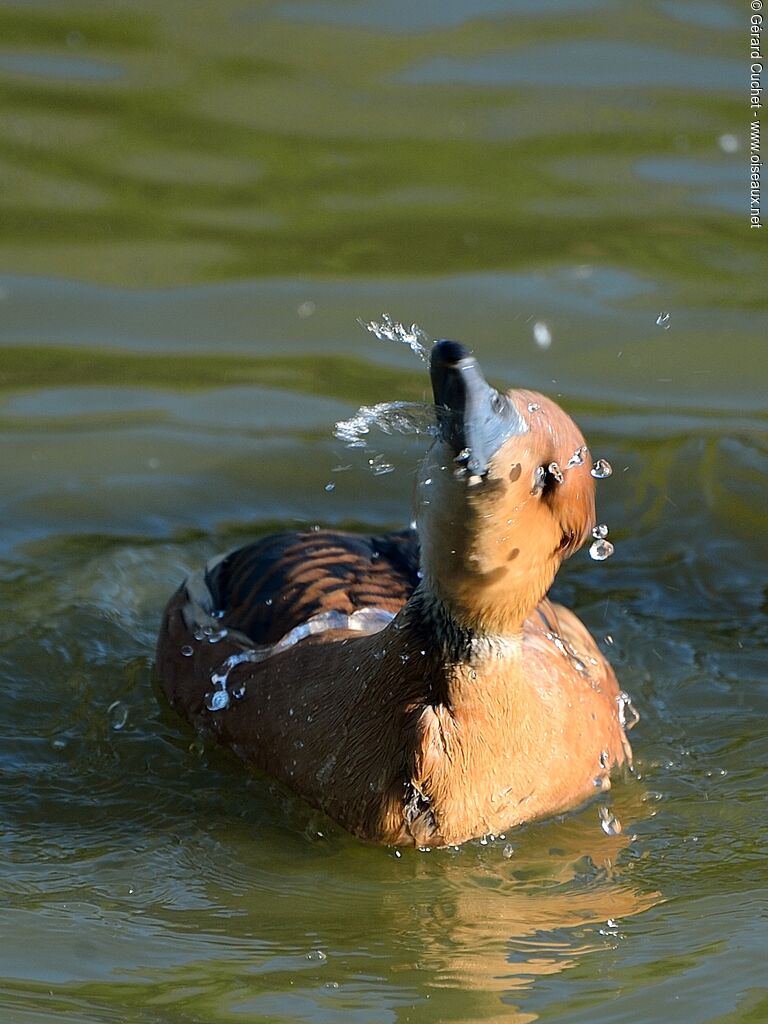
527;402;540;413
502;843;515;859
533;321;552;349
591;458;613;479
358;314;431;362
589;538;615;561
107;700;128;731
324;482;336;492
324;981;339;990
591;523;609;539
547;461;564;484
297;300;316;318
180;644;194;657
655;312;671;330
598;805;622;835
306;949;327;962
205;690;230;712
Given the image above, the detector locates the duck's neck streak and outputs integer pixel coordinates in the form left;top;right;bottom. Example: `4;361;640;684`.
401;583;519;667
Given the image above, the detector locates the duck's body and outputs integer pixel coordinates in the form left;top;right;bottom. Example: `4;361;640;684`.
157;341;633;846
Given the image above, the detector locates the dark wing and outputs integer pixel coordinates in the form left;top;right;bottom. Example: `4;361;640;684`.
205;527;420;645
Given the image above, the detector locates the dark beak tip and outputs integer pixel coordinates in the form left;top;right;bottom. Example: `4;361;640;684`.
431;339;471;368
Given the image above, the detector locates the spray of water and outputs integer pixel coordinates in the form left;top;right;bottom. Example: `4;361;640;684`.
358;315;431;363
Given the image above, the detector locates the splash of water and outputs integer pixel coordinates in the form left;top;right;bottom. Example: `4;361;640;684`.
358;314;431;362
203;606;397;711
334;400;436;478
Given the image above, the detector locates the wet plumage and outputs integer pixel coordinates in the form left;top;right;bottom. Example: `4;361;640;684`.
157;341;633;846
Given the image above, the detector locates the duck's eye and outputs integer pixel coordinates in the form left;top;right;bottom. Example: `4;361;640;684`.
531;462;564;497
531;465;547;494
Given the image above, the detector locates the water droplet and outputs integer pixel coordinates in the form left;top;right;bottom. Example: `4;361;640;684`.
393;849;402;858
206;628;228;644
193;625;205;641
324;981;339;990
358;314;431;362
547;461;564;484
324;482;336;492
211;609;225;620
566;447;586;468
591;458;613;479
593;775;611;790
527;402;540;413
502;843;514;859
265;598;273;606
604;635;614;645
599;750;609;768
718;133;738;153
617;690;640;730
591;523;609;539
589;539;615;561
306;949;327;962
231;683;246;701
51;737;67;751
297;300;316;318
533;321;552;349
607;918;618;929
205;690;230;712
655;311;671;330
107;700;128;731
423;477;432;486
455;447;471;463
180;644;194;657
599;806;622;835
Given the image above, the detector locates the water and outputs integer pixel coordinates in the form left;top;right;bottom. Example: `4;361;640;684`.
358;315;431;362
1;2;767;1022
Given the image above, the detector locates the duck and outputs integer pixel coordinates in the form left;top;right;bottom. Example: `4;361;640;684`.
156;339;633;847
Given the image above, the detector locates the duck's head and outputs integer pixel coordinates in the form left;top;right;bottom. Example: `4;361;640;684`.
417;340;596;634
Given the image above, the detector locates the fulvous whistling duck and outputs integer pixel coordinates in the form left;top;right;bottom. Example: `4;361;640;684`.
157;340;634;847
